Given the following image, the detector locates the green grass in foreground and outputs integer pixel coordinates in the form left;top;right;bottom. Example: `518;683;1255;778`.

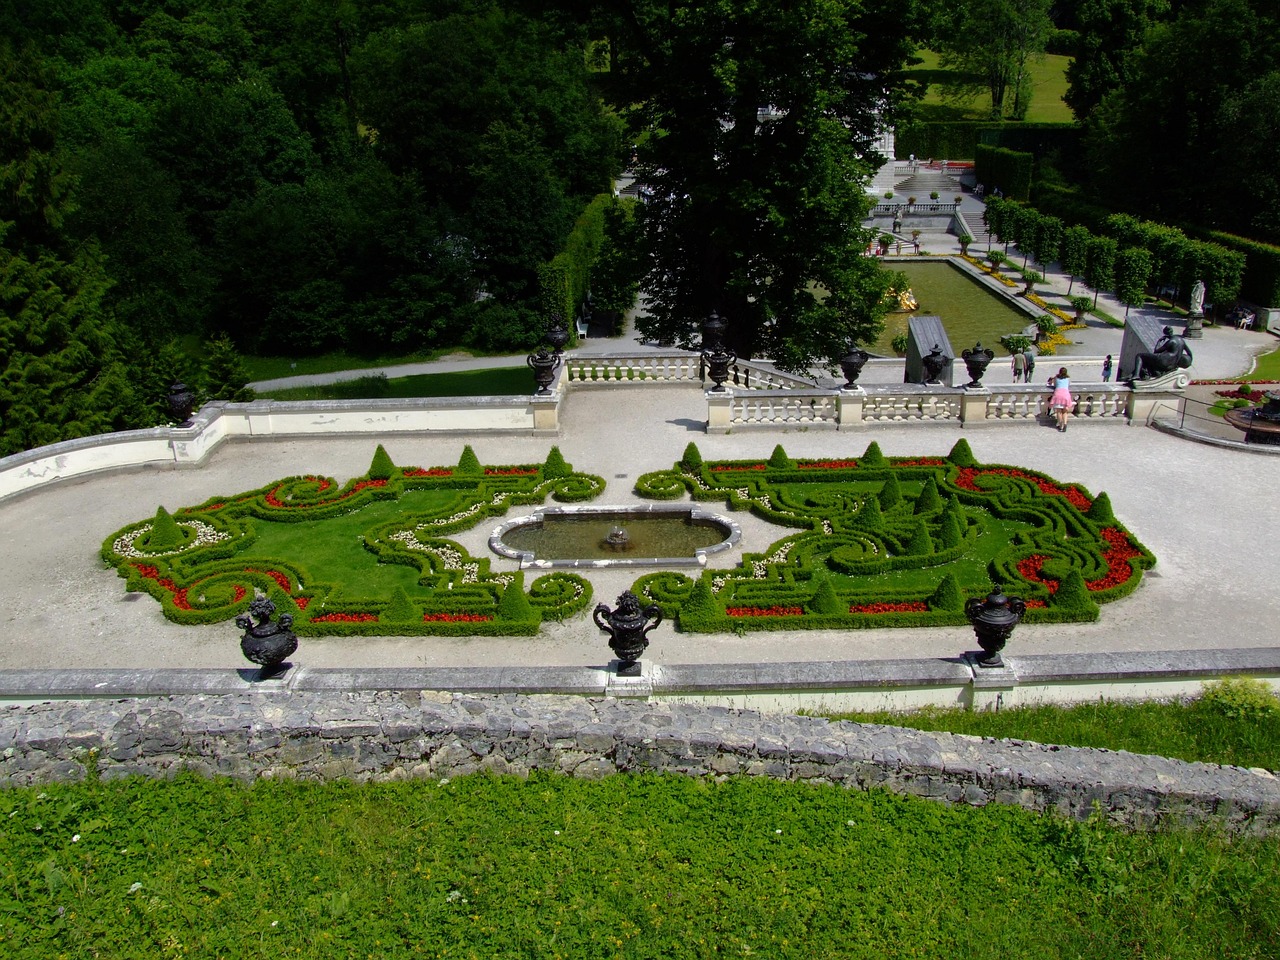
2;773;1277;958
1246;345;1280;381
826;682;1280;771
256;367;531;400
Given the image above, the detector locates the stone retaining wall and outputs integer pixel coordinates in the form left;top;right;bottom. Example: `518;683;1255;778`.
3;691;1278;834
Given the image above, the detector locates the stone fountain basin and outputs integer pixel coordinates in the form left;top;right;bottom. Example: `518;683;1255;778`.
489;504;741;569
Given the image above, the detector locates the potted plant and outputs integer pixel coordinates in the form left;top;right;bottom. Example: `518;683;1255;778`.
884;191;894;200
958;233;974;256
987;250;1005;270
954;195;963;205
1021;270;1043;295
929;191;939;200
907;195;917;209
1067;294;1092;320
878;233;892;255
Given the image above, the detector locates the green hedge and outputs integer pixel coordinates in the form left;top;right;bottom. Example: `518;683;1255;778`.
894;122;1079;162
1201;230;1280;308
975;145;1034;202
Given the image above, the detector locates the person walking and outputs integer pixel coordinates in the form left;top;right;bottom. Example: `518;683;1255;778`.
1023;349;1036;382
1101;354;1113;382
1011;351;1026;383
1049;367;1073;432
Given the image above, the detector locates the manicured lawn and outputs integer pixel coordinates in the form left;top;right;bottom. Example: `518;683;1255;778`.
255;367;532;400
2;773;1276;958
243;348;492;382
906;50;1074;124
1246;345;1280;381
827;680;1280;771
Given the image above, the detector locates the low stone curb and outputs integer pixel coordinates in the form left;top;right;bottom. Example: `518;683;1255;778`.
2;691;1277;834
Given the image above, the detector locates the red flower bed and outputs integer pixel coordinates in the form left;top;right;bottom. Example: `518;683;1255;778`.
894;458;946;467
484;467;539;476
798;460;859;469
265;477;386;508
309;612;378;623
1017;554;1059;593
711;463;766;471
304;476;333;492
1214;388;1266;401
1087;527;1140;591
403;468;453;478
245;567;292;593
422;612;494;623
726;605;804;617
295;596;311;611
1024;599;1047;609
848;601;928;614
954;467;1091;511
232;586;246;603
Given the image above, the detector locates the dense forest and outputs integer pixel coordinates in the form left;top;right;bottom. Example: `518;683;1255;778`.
2;0;1279;456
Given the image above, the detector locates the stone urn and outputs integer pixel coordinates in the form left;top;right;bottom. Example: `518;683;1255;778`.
921;344;948;384
701;310;728;350
594;591;663;676
964;585;1027;668
166;382;196;426
837;347;870;388
703;344;736;392
527;345;561;395
236;596;298;677
545;313;570;356
960;342;994;387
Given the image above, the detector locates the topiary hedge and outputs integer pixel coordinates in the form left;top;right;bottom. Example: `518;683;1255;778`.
631;440;1153;633
102;447;603;636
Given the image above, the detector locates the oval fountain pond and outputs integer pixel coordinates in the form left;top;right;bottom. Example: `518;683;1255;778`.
489;505;740;569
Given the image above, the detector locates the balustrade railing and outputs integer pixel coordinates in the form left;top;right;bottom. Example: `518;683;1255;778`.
730;391;839;427
869;202;959;217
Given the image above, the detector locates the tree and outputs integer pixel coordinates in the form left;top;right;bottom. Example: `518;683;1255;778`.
1061;224;1091;294
1113;246;1152;318
1065;0;1171;120
937;0;1054;119
581;0;917;368
1083;235;1118;307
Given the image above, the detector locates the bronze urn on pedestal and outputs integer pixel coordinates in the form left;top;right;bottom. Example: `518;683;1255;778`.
594;591;663;676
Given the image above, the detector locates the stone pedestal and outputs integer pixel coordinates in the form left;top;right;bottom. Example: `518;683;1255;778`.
1184;311;1204;339
530;394;560;436
959;386;990;424
706;390;733;434
965;654;1019;711
837;386;865;427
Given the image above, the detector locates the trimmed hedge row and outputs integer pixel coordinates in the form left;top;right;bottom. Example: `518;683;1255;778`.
894;122;1079;163
630;440;1153;633
102;446;599;636
975;145;1034;202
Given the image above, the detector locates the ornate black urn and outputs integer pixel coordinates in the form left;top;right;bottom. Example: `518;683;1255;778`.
236;596;298;677
701;310;728;350
594;591;663;676
527;345;561;395
700;311;736;392
960;342;995;387
545;313;570;356
921;343;948;384
964;584;1026;668
837;346;870;388
166;382;196;426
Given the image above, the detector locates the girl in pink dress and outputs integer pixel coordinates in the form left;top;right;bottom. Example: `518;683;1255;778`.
1049;367;1073;432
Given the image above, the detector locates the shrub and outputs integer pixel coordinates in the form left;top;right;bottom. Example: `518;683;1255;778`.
368;444;398;481
497;574;536;622
383;587;418;622
861;441;887;466
680;442;703;471
768;444;792;469
143;506;186;551
1067;295;1093;315
879;473;902;510
807;570;844;615
929;191;939;200
542;446;571;479
914;477;942;514
927;573;965;610
1199;677;1280;720
457;445;482;475
947;439;977;467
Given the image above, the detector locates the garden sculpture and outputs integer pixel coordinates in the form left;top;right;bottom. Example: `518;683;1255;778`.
1131;326;1193;381
594;590;663;676
527;345;561;395
921;344;948;384
235;595;298;677
964;585;1026;668
960;342;994;387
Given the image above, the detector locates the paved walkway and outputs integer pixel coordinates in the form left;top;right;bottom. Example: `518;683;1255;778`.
5;197;1276;676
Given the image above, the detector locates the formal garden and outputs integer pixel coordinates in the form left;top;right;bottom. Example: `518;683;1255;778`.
102;440;1152;637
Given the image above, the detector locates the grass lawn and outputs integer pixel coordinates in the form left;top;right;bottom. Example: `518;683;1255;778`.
1246;345;1280;381
255;367;532;401
2;772;1276;958
243;348;504;383
906;51;1073;124
826;680;1280;772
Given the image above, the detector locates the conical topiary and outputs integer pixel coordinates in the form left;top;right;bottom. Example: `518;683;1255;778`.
768;444;791;469
1086;491;1115;523
680;442;704;471
948;438;977;466
681;577;717;618
457;445;482;475
497;574;536;621
861;441;887;466
939;511;963;549
384;587;417;622
927;573;965;610
914;476;943;514
808;569;844;615
878;473;902;510
1049;569;1099;618
543;446;571;479
368;444;398;481
857;494;883;529
144;506;186;550
906;521;934;556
